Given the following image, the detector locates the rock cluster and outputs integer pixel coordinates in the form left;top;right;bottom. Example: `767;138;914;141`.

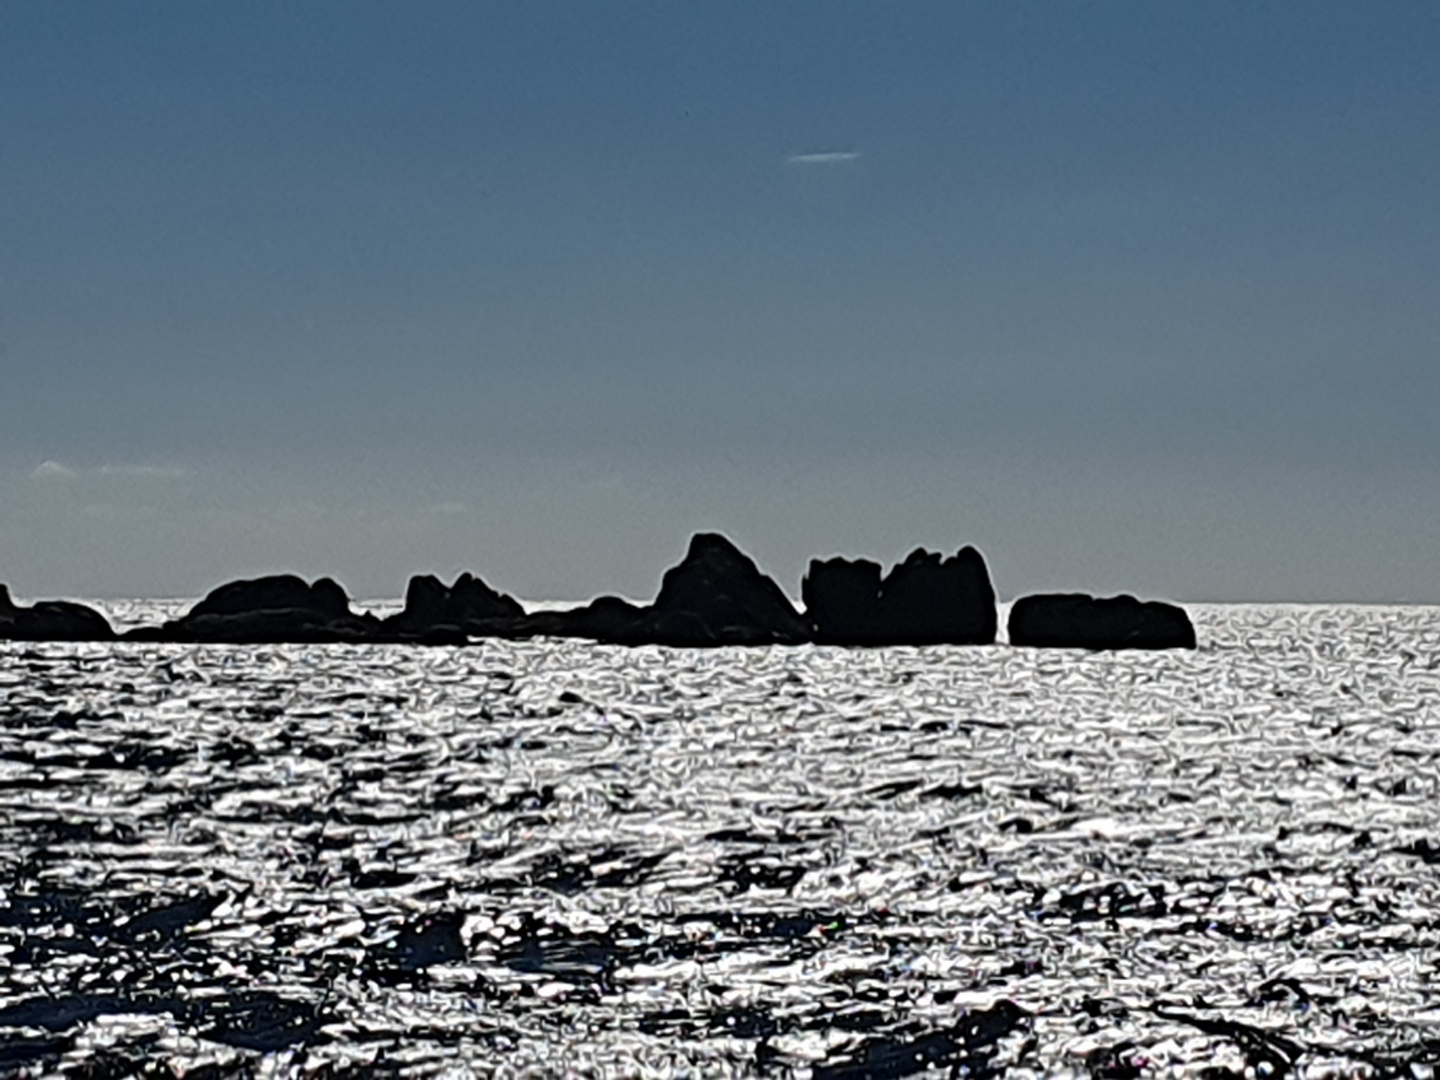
382;573;525;643
803;547;996;645
1;532;1196;649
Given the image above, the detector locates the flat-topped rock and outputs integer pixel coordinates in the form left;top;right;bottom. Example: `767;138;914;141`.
0;584;115;641
185;575;352;622
134;574;378;643
522;596;652;644
1008;593;1196;650
803;558;884;643
803;546;997;645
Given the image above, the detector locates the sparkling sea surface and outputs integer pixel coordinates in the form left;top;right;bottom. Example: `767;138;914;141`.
3;603;1440;1077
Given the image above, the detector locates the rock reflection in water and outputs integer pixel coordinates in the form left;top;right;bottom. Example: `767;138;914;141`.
3;604;1440;1075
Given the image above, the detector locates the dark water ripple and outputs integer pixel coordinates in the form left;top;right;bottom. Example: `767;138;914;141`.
3;604;1440;1075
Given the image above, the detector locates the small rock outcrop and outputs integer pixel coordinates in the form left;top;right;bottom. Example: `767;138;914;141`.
803;546;997;645
1007;593;1196;650
525;596;652;644
382;573;525;641
0;585;115;641
138;575;377;643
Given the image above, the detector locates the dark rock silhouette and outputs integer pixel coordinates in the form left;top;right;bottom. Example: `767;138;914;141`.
523;534;810;646
187;575;352;621
382;572;525;641
1008;593;1196;650
12;531;1198;650
524;595;653;643
131;574;377;643
882;547;996;643
641;533;812;646
803;546;997;645
0;585;114;641
803;557;884;643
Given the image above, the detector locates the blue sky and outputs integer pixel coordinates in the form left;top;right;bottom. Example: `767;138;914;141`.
2;3;1438;601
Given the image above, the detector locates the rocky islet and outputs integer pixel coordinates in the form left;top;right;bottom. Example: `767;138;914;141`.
0;584;115;642
1;531;1195;649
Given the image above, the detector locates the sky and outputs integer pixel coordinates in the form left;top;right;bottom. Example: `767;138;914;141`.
2;2;1438;603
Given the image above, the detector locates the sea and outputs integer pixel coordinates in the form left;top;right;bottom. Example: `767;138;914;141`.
2;602;1439;1078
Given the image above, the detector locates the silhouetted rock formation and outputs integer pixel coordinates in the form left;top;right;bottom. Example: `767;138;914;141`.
803;557;884;641
803;547;997;645
133;574;377;643
530;534;812;646
524;596;652;643
382;572;525;641
12;532;1199;650
1008;593;1196;650
0;585;114;641
646;533;811;645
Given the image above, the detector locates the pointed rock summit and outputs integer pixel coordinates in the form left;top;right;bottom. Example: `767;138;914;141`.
512;534;809;646
648;532;812;645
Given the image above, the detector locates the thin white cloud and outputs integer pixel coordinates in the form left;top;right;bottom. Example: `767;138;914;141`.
31;460;77;480
30;461;191;482
787;150;860;165
97;464;190;479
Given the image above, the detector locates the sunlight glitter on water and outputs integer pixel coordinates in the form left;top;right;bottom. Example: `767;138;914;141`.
3;605;1440;1075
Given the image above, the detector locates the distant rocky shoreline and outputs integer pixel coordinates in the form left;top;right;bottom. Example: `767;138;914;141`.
1;532;1195;650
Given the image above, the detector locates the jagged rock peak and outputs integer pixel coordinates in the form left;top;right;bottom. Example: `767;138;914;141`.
385;571;524;637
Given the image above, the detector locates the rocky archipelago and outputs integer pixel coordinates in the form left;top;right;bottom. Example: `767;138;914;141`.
2;532;1195;649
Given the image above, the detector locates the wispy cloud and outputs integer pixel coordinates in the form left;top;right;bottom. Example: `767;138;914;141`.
97;464;190;479
787;150;860;166
29;461;190;481
31;460;77;480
